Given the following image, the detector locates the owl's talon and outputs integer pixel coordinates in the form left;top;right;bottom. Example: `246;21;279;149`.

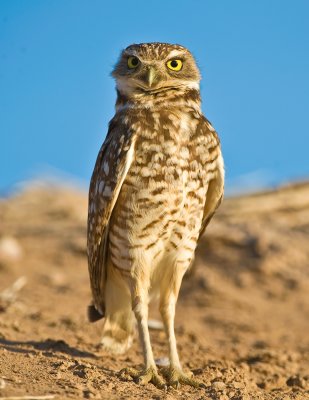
161;366;203;389
119;366;166;389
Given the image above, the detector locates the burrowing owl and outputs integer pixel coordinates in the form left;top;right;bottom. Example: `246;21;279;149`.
87;42;224;388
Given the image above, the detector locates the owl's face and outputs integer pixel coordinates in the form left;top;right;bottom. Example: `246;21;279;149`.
112;43;201;95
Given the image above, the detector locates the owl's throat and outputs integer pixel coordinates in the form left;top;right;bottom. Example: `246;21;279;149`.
115;86;201;112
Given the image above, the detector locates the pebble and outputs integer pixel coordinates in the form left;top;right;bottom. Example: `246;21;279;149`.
0;236;22;262
212;381;226;391
148;319;164;330
233;381;245;389
155;357;169;367
286;375;305;388
83;389;95;399
0;378;5;389
240;362;250;371
49;272;68;287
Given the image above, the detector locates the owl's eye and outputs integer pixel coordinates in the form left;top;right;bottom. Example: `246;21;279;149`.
127;56;140;69
166;59;183;71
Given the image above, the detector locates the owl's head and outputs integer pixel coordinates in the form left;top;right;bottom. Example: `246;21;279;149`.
112;43;201;96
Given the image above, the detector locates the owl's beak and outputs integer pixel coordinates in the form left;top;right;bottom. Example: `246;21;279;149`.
146;66;156;88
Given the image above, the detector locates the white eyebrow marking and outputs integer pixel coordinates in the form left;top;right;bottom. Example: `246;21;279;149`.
166;49;186;59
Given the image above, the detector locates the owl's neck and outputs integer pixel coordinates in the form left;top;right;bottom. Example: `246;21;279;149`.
115;86;201;113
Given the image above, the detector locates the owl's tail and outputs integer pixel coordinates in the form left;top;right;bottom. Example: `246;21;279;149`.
100;265;135;354
87;304;104;322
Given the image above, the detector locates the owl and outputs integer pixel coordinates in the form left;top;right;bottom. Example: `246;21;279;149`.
87;42;224;389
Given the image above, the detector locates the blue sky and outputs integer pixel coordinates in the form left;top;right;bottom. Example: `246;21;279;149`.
1;0;308;194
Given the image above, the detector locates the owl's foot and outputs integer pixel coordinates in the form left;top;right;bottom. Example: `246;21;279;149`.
161;366;204;389
119;366;166;389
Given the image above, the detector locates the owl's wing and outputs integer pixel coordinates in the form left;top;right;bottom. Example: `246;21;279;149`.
198;119;225;239
87;119;136;319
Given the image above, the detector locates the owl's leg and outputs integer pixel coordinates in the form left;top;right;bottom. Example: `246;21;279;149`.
120;278;165;389
159;263;203;389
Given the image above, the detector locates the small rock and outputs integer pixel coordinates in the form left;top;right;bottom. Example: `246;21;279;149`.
0;236;23;262
48;272;68;287
233;381;245;389
83;389;95;399
155;357;169;367
212;380;226;391
239;362;250;371
192;368;203;375
0;276;27;307
286;375;305;388
257;382;266;389
148;319;164;330
12;321;21;332
0;378;5;389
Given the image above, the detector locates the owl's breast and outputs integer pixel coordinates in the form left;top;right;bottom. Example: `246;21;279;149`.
108;112;213;273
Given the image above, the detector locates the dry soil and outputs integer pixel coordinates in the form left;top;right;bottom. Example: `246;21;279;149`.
0;182;308;399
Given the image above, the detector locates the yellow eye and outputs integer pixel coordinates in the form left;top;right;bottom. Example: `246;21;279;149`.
166;59;183;71
127;56;139;69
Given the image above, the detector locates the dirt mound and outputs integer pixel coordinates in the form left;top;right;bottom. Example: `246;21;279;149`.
0;182;308;399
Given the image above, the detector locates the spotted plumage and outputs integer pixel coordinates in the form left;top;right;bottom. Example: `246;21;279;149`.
87;42;224;388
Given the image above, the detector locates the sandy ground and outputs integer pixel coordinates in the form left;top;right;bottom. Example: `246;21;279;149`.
0;182;308;400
